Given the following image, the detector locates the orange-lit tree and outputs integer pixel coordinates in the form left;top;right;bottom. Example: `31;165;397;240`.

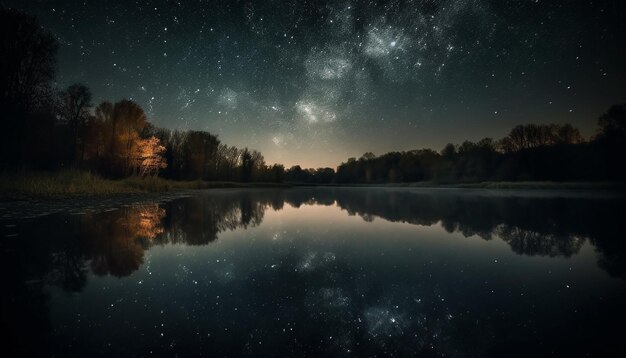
133;136;167;177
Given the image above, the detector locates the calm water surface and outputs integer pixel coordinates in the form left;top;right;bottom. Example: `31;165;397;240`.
3;188;625;357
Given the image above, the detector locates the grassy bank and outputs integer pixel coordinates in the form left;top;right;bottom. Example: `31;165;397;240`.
0;171;288;200
434;181;626;190
2;171;622;200
290;181;625;190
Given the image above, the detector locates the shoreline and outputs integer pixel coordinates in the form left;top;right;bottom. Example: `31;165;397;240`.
290;181;626;190
0;171;290;201
2;180;623;220
2;179;624;203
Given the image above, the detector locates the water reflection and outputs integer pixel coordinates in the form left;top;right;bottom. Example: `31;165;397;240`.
5;189;626;288
2;188;625;356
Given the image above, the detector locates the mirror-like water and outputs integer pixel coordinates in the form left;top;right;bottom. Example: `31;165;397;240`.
3;188;625;357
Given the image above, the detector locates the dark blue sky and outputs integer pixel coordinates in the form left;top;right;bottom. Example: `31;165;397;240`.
4;0;625;167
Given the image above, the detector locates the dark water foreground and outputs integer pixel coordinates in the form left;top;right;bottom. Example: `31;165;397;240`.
2;188;625;357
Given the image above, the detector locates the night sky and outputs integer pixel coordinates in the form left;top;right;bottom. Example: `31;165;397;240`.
3;0;625;168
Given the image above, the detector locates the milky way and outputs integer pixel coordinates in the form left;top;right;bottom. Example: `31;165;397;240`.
5;0;625;167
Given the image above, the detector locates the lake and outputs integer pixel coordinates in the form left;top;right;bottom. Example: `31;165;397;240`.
3;188;625;357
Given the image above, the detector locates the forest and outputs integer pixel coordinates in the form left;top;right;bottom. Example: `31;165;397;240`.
333;115;626;184
2;7;625;186
1;8;283;183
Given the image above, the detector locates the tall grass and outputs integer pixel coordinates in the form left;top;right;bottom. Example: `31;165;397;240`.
0;170;137;199
121;175;173;192
0;170;290;200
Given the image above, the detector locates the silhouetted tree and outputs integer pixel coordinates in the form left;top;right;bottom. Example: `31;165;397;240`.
597;103;626;139
181;131;220;180
216;144;242;181
110;100;148;176
269;164;285;183
285;165;305;182
81;99;148;176
0;8;58;168
595;103;626;179
83;101;112;170
249;149;266;181
241;148;253;182
498;123;583;153
58;84;92;165
554;123;583;144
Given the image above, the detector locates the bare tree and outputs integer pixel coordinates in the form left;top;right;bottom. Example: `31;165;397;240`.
59;84;92;164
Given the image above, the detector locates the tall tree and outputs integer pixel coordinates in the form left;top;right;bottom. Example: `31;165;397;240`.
182;131;220;179
597;104;626;139
241;148;253;182
596;103;626;179
84;100;148;176
111;100;148;176
58;84;92;164
0;8;58;168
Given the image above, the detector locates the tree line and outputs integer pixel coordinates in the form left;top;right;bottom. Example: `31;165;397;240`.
2;7;625;184
281;107;625;184
332;112;625;184
0;8;284;182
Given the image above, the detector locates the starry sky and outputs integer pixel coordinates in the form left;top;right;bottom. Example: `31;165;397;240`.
4;0;625;168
